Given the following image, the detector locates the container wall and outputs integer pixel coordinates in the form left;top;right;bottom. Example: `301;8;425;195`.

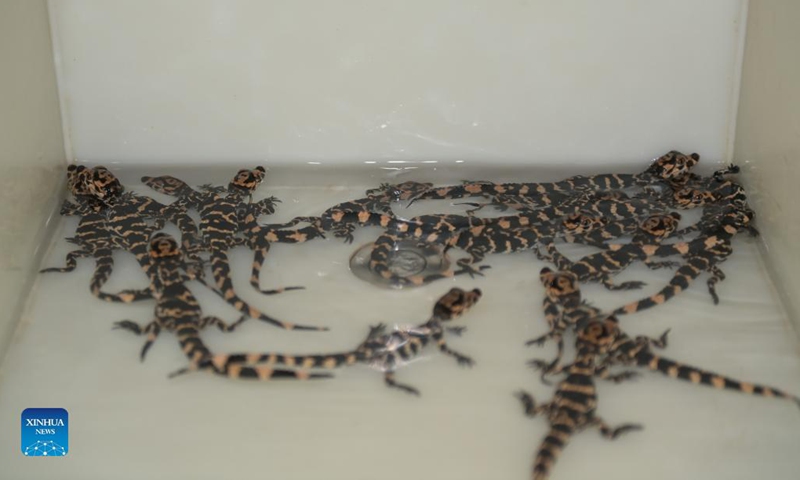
0;0;66;359
49;0;746;167
734;0;800;331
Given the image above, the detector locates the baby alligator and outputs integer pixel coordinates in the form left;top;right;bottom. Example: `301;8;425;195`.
114;233;331;382
367;193;598;286
517;317;642;480
41;164;142;300
143;171;326;331
178;287;483;395
319;181;433;243
536;213;682;291
525;267;591;379
226;167;328;294
593;314;800;409
42;198;139;299
54;166;200;302
435;213;624;279
409;150;700;207
269;181;433;244
610;206;756;314
531;270;800;409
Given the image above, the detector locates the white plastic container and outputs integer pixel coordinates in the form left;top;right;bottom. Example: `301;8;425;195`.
1;2;798;479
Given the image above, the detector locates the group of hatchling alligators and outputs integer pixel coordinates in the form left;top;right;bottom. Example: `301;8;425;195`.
44;151;798;479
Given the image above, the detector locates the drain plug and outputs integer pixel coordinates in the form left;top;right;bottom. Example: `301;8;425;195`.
349;240;451;289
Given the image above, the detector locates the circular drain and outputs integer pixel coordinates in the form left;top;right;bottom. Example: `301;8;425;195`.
349;240;450;289
387;249;427;276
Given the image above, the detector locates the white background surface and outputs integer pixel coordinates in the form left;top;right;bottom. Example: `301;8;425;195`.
1;183;799;480
734;0;800;327
0;0;66;360
49;0;746;166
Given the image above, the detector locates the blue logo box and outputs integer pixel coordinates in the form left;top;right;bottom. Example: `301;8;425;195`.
21;408;68;457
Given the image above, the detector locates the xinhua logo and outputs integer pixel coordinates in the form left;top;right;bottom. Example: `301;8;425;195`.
21;408;68;457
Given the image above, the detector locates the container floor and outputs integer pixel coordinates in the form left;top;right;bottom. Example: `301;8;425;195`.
1;181;799;480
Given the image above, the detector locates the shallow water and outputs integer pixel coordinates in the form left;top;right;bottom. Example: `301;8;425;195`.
1;173;799;480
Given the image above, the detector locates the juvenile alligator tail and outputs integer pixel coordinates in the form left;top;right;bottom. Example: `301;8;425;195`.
175;322;214;366
532;425;574;480
248;219;325;244
405;182;557;207
90;248;151;303
249;247;304;295
209;250;327;331
165;207;203;261
39;249;90;273
88;249;115;295
268;225;326;243
207;351;365;369
172;361;334;380
94;243;160;303
247;224;321;294
612;258;707;315
169;339;334;381
518;201;585;224
207;364;333;381
406;183;487;204
408;174;643;207
540;241;574;272
320;210;393;232
634;351;800;408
